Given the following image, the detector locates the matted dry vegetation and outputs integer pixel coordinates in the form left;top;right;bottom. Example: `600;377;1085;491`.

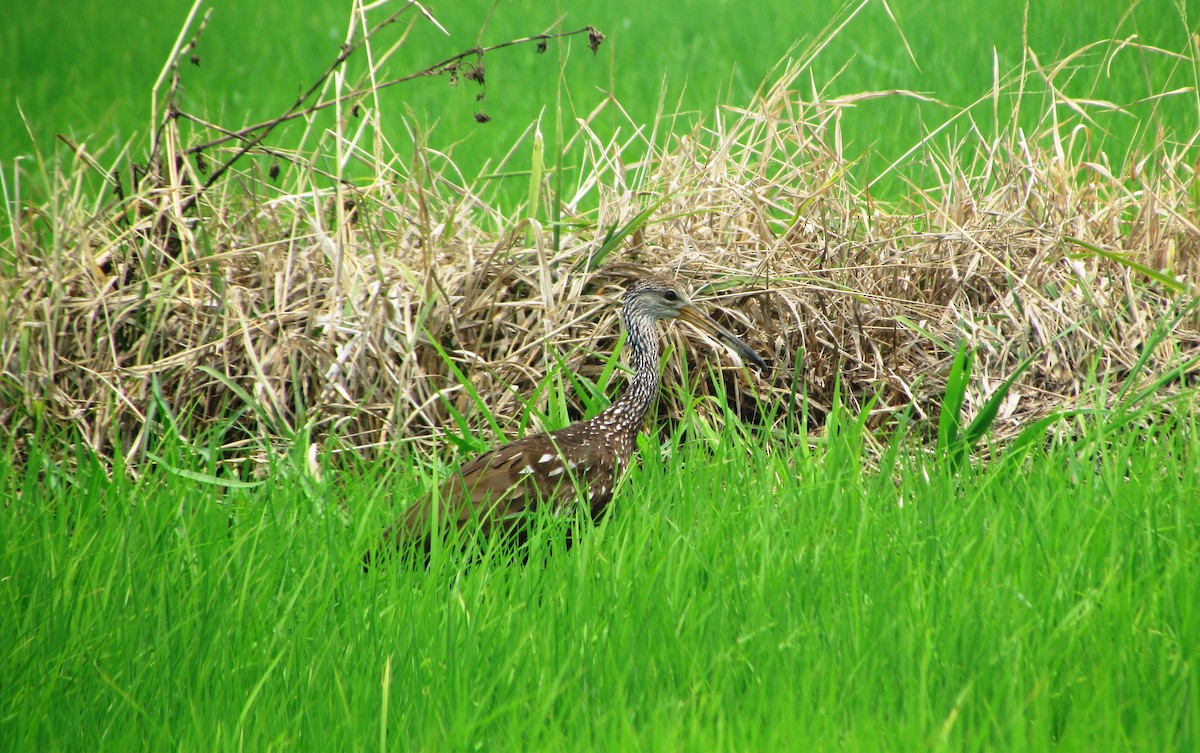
2;8;1199;472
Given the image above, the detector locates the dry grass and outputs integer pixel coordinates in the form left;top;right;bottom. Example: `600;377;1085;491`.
2;7;1199;472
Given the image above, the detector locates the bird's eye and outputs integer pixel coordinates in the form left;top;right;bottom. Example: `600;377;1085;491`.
664;289;678;302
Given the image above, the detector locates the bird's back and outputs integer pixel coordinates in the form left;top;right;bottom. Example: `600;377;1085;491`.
376;415;630;557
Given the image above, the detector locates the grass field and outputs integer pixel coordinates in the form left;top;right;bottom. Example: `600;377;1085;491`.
3;1;1200;751
3;0;1197;197
3;404;1198;751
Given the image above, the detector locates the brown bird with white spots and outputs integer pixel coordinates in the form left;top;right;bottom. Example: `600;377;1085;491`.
363;276;768;567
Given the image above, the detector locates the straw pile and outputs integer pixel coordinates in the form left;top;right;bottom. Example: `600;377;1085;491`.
3;30;1198;472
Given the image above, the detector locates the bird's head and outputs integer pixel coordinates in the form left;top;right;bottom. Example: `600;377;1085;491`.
623;277;769;373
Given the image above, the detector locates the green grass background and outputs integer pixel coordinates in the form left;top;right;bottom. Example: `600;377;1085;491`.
2;0;1197;197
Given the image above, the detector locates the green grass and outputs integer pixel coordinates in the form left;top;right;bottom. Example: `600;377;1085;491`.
3;404;1197;751
3;0;1196;201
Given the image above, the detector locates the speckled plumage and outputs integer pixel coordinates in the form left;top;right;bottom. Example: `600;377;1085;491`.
365;276;767;565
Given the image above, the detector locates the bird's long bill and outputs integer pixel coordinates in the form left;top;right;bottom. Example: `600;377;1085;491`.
678;305;769;373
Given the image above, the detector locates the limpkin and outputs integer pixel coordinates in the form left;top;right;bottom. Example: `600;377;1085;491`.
364;276;767;566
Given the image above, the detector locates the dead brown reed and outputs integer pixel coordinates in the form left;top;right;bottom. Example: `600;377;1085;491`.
2;7;1198;472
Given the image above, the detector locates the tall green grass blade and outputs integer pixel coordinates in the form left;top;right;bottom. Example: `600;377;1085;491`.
1113;295;1200;407
149;374;184;443
936;340;971;465
526;112;544;246
551;352;605;413
425;334;504;445
197;365;289;438
144;450;263;488
960;347;1042;449
580;195;671;272
893;314;955;355
1003;408;1095;462
1067;237;1188;292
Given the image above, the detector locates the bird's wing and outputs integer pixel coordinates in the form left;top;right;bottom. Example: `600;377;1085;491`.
394;428;612;538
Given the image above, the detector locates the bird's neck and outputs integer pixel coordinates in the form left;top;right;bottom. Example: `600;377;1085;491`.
597;312;661;433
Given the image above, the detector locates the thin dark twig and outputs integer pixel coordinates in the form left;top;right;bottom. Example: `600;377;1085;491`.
182;27;598;158
175;110;356;189
170;7;414;213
